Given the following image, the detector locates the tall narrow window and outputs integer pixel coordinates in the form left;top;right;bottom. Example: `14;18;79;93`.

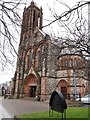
69;59;73;68
61;59;63;70
74;58;77;68
65;59;68;69
33;10;36;31
29;50;32;66
38;51;41;71
25;54;29;70
38;16;40;28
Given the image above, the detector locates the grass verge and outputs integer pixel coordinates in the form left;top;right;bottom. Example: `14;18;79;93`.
16;107;89;120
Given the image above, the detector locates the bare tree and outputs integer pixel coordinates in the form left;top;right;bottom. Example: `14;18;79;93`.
0;0;89;71
42;0;90;86
0;0;24;71
43;0;90;57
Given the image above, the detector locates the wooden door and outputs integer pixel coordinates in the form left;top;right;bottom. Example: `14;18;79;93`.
29;86;36;97
61;87;67;99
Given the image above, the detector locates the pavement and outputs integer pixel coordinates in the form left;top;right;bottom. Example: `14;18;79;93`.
0;96;48;119
0;96;13;119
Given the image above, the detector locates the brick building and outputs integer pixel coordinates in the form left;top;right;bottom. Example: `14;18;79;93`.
13;1;89;100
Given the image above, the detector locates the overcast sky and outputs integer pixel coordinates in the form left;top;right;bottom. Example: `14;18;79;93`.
0;0;89;84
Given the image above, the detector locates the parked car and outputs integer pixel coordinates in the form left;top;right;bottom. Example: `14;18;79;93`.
76;94;90;104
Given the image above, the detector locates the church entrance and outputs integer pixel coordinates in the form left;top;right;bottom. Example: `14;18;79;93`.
29;86;36;97
57;80;68;99
24;73;37;97
61;87;67;99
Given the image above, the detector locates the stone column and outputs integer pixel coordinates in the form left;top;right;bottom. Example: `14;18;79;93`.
41;76;46;100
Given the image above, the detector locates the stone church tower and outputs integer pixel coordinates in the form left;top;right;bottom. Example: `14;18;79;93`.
14;1;60;100
20;1;43;43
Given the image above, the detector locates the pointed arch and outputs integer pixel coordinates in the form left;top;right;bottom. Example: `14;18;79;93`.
24;73;37;97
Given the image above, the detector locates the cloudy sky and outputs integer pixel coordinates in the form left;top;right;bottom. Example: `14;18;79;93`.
0;0;89;84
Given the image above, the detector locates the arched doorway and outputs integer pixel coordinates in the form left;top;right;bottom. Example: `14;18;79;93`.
24;74;37;97
57;80;68;99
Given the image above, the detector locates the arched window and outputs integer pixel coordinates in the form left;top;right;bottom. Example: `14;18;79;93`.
25;53;29;71
61;59;63;70
62;58;68;69
73;58;77;68
69;59;73;68
62;58;67;69
58;59;62;70
65;59;68;69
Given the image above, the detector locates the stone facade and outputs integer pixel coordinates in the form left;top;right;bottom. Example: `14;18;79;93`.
13;1;89;100
56;54;89;98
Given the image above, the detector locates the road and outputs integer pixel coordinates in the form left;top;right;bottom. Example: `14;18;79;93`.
0;96;48;119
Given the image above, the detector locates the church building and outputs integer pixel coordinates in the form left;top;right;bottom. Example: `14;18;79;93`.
13;1;89;100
